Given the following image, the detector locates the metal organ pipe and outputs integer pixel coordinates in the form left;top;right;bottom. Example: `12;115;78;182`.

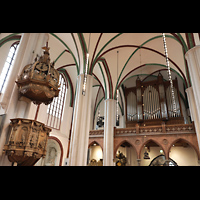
166;86;180;118
127;92;137;121
125;74;182;124
143;85;160;120
136;77;143;122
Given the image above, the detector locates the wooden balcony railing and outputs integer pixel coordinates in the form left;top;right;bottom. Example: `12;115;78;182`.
89;123;195;137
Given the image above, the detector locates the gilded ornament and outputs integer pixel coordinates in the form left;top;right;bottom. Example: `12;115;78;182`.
3;118;51;166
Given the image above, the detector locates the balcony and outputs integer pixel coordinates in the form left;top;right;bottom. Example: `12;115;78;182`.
89;123;195;138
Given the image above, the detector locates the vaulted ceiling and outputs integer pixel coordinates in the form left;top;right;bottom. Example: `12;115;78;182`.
0;33;195;110
48;33;191;100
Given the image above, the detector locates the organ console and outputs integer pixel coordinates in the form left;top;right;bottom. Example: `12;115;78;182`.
125;73;183;127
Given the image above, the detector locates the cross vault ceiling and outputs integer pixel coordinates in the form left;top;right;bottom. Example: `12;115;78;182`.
48;33;189;99
0;33;192;108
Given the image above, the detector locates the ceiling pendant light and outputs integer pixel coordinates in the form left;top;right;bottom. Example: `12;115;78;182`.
162;33;177;116
82;33;91;96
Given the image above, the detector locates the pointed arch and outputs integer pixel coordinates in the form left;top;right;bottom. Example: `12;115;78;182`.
88;140;103;151
114;139;137;158
139;139;165;159
98;58;113;99
49;33;79;74
168;138;200;160
114;62;188;99
48;136;64;166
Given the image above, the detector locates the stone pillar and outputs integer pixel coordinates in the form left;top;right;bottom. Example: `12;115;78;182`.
68;74;93;166
186;87;200;149
0;33;48;113
137;159;141;166
0;33;49;162
185;46;200;151
103;99;116;166
15;96;31;118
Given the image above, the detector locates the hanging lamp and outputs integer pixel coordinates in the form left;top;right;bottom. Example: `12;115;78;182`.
162;33;177;116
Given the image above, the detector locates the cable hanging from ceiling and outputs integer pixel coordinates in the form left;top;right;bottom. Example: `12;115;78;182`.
82;33;91;96
162;33;177;116
116;51;119;123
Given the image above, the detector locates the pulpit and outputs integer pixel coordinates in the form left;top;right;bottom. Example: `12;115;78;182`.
3;44;59;166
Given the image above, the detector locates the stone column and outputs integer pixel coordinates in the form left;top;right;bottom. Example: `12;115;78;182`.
137;159;141;166
186;87;200;149
68;74;93;166
0;33;49;162
0;33;48;113
185;46;200;151
103;99;116;166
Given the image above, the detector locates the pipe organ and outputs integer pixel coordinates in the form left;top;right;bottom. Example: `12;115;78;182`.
125;73;183;127
143;85;161;120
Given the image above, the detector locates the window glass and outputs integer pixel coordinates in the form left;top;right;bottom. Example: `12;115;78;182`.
46;73;67;130
0;42;19;93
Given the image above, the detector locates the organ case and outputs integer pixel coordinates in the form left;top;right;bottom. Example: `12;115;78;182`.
125;74;183;127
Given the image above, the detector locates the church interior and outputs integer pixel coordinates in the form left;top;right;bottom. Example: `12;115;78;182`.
0;33;200;166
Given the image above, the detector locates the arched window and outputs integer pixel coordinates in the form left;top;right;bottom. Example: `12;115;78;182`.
46;73;67;130
0;41;19;93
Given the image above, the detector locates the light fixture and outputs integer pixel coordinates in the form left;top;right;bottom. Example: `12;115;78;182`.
162;33;177;116
82;33;91;96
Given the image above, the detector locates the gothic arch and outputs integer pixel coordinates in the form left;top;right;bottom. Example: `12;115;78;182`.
48;136;64;166
88;140;103;151
139;139;166;159
167;137;200;160
114;139;138;158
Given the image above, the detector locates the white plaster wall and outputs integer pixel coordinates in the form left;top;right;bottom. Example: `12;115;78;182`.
169;146;198;166
89;145;103;162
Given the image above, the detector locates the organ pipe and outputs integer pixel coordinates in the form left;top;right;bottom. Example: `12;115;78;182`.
136;77;143;122
158;73;168;120
125;74;183;125
143;85;160;120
